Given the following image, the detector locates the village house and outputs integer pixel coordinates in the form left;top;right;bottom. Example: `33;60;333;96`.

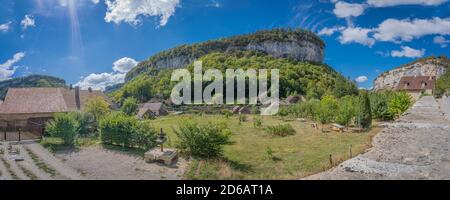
137;102;168;119
0;87;112;140
396;76;436;100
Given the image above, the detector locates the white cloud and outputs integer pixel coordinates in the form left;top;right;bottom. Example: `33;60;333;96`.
104;0;180;27
318;26;344;36
338;27;375;47
21;15;36;30
374;17;450;42
391;46;425;58
333;1;366;18
0;52;26;81
112;57;138;73
75;57;138;90
0;22;12;33
92;0;100;4
75;72;125;91
355;76;368;83
367;0;448;7
433;36;450;47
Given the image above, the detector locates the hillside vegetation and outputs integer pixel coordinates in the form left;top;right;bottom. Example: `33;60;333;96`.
0;75;67;99
125;28;325;81
112;51;358;104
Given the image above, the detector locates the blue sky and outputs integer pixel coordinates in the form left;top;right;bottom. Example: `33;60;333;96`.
0;0;449;90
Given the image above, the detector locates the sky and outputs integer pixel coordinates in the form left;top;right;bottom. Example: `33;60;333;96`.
0;0;449;90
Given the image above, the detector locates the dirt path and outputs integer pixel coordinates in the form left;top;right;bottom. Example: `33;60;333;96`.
306;96;450;180
55;145;188;180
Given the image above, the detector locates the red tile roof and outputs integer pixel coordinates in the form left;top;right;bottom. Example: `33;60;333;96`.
396;76;436;91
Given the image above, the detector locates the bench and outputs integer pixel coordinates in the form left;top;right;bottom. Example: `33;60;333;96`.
331;123;345;133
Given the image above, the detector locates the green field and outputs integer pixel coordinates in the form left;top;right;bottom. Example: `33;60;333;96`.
150;114;381;180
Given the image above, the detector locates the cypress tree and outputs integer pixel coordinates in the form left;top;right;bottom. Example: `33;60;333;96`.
357;91;372;129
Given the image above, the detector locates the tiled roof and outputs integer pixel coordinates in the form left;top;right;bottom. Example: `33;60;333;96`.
396;76;436;91
137;102;164;117
0;87;111;114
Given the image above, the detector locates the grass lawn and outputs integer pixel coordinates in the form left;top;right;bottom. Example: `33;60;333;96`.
39;114;381;180
151;114;381;180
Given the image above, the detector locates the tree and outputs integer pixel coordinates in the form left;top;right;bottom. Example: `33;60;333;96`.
46;113;78;145
69;112;96;136
435;68;450;98
85;97;110;121
388;92;412;119
356;91;372;129
121;97;139;116
315;95;338;131
336;95;356;127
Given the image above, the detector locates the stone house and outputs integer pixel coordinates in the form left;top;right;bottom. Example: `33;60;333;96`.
396;76;436;100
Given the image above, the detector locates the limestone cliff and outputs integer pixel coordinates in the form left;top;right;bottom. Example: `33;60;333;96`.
125;29;325;81
374;56;450;91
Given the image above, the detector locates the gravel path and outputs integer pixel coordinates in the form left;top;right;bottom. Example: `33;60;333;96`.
0;141;84;180
55;145;188;180
306;96;450;180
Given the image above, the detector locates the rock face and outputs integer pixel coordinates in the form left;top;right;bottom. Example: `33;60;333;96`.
374;57;449;91
125;29;325;81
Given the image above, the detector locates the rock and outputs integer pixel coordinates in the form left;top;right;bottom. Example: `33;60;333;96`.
374;56;449;91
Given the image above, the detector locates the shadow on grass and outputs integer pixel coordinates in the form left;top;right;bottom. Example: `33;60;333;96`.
225;158;253;173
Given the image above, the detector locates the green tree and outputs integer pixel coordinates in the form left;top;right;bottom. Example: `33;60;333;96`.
46;113;78;145
315;95;338;131
121;97;139;116
356;91;372;129
336;95;356;127
85;97;110;121
69;112;96;136
388;92;412;119
435;68;450;98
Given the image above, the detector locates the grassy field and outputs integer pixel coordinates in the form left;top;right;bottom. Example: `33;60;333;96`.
40;114;381;180
151;114;381;180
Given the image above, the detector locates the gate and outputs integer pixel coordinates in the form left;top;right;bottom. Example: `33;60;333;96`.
0;122;44;142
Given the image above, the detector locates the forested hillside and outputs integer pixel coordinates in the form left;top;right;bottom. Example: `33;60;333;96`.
112;51;358;104
0;75;67;99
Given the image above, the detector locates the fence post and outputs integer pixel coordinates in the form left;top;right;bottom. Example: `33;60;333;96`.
329;154;333;166
349;145;353;158
18;128;21;142
3;128;6;141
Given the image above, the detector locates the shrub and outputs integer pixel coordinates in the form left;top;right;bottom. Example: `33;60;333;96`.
46;113;78;145
370;92;394;121
315;95;338;128
265;124;296;137
99;113;157;150
121;97;139;116
253;117;263;128
388;92;412;119
85;97;110;121
435;67;450;98
131;121;158;150
69;112;96;136
174;122;232;158
356;91;372;128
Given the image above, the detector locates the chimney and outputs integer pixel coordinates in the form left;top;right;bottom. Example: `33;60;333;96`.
75;86;81;110
88;87;93;93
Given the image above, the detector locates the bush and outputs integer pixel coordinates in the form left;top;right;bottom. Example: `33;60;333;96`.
46;113;78;145
174;122;232;158
388;92;412;119
99;113;157;150
121;97;139;116
265;124;296;137
253;117;263;128
370;92;394;121
315;95;338;126
69;112;96;136
435;67;450;98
